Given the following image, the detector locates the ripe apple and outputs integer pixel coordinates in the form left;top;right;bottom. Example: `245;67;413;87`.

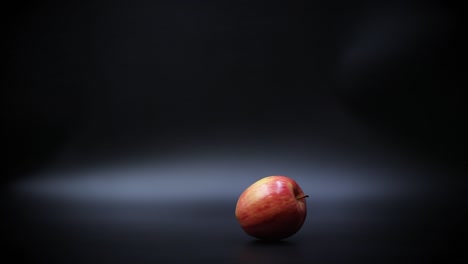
235;175;308;240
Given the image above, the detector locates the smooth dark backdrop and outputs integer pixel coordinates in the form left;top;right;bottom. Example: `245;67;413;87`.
2;0;465;263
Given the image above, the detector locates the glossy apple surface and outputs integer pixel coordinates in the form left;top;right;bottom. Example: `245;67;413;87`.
235;175;308;240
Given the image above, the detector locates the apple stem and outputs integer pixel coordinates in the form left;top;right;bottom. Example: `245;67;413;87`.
296;195;309;200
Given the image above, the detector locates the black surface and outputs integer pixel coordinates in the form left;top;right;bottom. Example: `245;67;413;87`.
2;0;465;263
3;183;465;264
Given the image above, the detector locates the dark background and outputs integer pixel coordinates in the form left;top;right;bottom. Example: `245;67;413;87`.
2;0;465;263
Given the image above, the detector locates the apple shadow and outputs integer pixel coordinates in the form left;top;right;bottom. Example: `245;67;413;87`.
248;239;295;247
235;239;299;263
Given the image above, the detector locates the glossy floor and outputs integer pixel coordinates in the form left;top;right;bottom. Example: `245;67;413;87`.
4;159;463;264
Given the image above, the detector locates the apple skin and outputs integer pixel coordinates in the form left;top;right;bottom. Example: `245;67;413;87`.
235;175;308;240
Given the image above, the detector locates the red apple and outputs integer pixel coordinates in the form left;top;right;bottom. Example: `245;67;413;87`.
235;175;308;240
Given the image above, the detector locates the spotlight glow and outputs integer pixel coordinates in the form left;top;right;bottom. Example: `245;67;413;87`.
12;149;426;204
